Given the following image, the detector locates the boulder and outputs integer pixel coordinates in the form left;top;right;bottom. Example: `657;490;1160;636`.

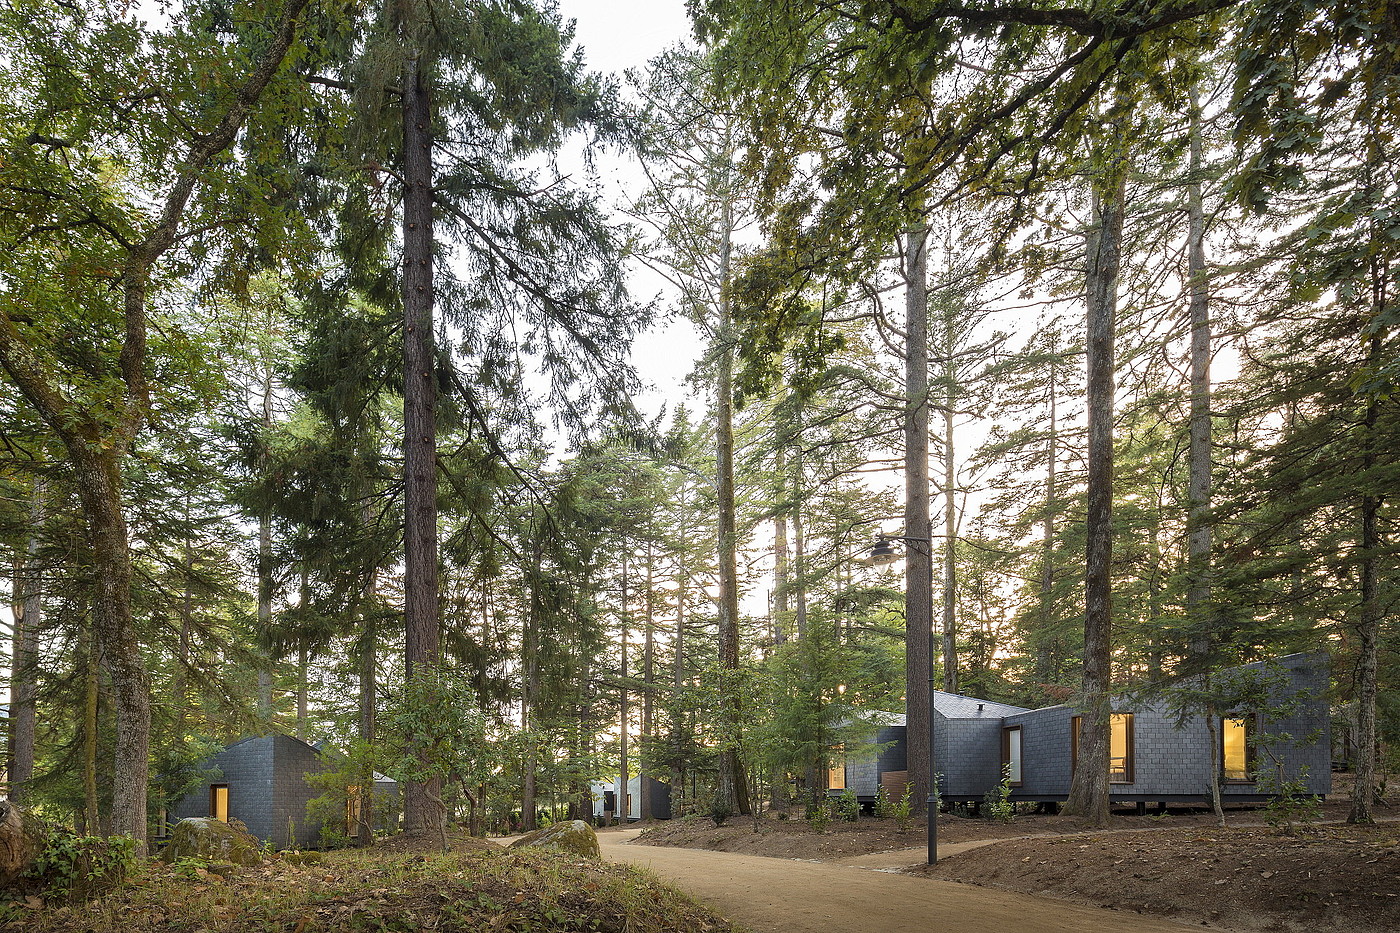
161;817;265;867
506;820;599;859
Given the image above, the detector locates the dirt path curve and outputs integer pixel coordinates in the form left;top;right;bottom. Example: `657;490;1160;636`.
596;828;1209;933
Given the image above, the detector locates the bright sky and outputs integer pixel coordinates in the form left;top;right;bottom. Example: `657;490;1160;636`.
554;0;704;421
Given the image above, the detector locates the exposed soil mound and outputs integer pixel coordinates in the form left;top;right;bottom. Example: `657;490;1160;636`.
922;823;1400;933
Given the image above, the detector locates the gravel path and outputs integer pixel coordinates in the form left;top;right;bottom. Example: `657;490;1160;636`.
596;827;1215;933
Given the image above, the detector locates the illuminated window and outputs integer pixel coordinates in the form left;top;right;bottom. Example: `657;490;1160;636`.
346;785;362;833
827;745;846;791
1071;713;1135;784
1222;717;1255;782
210;784;230;823
1002;726;1023;786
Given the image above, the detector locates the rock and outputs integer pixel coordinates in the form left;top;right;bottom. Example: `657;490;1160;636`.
507;820;600;859
161;817;265;867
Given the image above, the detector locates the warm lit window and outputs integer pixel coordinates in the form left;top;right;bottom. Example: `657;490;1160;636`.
1222;716;1255;782
827;745;846;791
210;784;230;822
346;785;362;833
1071;713;1135;784
1002;726;1023;785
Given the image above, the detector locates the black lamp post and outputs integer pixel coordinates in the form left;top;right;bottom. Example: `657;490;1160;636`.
867;521;937;864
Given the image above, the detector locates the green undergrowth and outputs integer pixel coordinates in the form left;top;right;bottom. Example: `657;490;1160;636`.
1;846;740;933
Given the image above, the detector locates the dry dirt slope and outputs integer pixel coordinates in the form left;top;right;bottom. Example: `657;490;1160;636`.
599;827;1208;933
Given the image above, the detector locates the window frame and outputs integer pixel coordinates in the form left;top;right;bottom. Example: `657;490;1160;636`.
1220;714;1257;784
1070;712;1135;785
827;744;846;791
1001;725;1024;787
209;783;230;823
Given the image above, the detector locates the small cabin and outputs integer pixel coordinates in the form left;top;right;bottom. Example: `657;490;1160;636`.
829;653;1331;809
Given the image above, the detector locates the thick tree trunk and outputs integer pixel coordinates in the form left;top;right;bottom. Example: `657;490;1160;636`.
1063;168;1125;827
73;445;149;846
401;47;443;837
904;224;933;809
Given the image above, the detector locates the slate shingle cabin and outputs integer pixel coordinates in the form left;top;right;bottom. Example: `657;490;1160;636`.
165;734;399;849
828;653;1331;810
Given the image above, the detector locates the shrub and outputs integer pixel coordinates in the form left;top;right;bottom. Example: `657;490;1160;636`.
983;764;1015;823
808;803;831;834
891;783;916;833
1261;768;1322;834
873;785;893;820
28;832;135;900
834;789;860;822
709;797;733;827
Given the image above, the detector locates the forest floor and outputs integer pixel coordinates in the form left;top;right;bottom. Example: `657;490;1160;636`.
1;828;741;933
630;793;1400;932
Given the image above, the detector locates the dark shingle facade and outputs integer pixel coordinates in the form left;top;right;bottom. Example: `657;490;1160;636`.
832;653;1331;806
168;734;329;849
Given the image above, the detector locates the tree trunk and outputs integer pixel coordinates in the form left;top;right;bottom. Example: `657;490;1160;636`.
619;555;631;825
401;44;443;838
773;445;791;644
793;496;809;641
73;444;149;847
904;223;934;808
521;536;542;832
641;539;656;821
1349;335;1383;824
1063;165;1125;827
1186;84;1214;659
715;199;750;817
82;623;101;835
8;482;42;805
257;367;275;719
941;355;958;695
1036;346;1059;686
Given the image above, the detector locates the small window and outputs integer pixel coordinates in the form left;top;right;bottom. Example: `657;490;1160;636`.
346;785;362;834
1002;726;1023;786
1222;716;1255;783
827;745;846;791
1071;713;1135;784
210;784;230;823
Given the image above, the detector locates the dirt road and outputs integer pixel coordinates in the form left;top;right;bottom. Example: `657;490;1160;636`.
597;828;1212;933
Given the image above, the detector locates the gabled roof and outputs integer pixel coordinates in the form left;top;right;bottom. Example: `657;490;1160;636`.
933;691;1028;719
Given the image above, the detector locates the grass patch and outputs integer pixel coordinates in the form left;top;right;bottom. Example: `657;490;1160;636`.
2;845;740;933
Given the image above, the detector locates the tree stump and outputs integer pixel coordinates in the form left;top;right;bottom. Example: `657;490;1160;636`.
0;801;54;888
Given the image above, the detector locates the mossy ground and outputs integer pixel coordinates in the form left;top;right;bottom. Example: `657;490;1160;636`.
0;841;741;933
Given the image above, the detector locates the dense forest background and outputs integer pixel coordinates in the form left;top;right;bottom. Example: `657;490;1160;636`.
0;0;1394;849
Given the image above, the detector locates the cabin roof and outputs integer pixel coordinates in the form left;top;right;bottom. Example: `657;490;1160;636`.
933;691;1029;719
